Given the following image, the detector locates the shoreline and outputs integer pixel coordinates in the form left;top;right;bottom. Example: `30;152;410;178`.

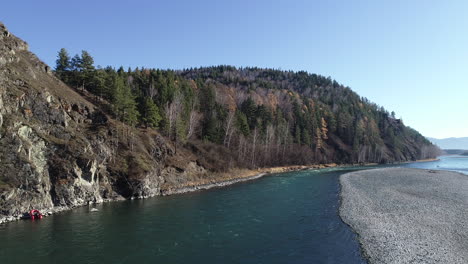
400;157;439;163
0;165;315;224
340;167;468;263
161;172;268;195
160;157;441;195
0;163;348;224
0;158;433;225
160;164;332;196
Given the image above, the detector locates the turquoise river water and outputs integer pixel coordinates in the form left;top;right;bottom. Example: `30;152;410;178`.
0;156;466;263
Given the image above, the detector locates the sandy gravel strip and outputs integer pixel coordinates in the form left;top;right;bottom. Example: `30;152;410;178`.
161;173;267;195
340;168;468;264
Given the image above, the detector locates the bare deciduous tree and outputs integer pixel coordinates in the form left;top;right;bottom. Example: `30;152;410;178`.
251;127;258;167
187;108;201;140
223;110;236;148
165;93;184;139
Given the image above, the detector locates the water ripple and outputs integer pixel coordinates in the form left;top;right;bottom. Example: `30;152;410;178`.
0;169;367;264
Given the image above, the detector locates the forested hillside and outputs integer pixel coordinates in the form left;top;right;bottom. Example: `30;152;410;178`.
54;49;439;167
0;23;440;221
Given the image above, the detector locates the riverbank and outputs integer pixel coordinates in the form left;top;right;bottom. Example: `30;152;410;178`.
340;168;468;263
401;158;439;163
0;159;429;225
160;161;384;195
160;164;326;195
0;164;332;224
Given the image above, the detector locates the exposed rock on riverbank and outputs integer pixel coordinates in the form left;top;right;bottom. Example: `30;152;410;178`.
0;163;329;224
340;168;468;264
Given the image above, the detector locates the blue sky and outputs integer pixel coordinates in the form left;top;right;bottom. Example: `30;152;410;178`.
3;0;467;138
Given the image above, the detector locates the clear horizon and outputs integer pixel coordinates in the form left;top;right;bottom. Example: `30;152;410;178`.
3;0;468;138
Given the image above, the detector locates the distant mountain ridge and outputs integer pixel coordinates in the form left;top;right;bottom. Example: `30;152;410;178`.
428;137;468;150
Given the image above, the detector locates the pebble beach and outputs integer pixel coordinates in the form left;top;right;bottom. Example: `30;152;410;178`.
340;168;468;263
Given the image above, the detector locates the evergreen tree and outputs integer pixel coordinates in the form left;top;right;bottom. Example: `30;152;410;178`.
113;76;139;126
103;66;118;100
55;48;71;83
70;54;83;87
80;50;96;90
80;50;95;72
92;70;107;98
117;66;125;76
240;97;257;129
71;54;82;71
235;111;250;136
141;97;162;128
199;84;217;140
175;117;188;143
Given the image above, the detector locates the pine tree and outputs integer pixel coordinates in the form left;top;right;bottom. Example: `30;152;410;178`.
175;117;188;144
199;84;217;141
113;76;139;126
235;111;250;136
141;97;162;128
55;48;70;84
92;70;107;98
240;97;257;129
80;50;95;72
70;54;83;87
103;67;117;100
80;50;96;90
70;54;82;71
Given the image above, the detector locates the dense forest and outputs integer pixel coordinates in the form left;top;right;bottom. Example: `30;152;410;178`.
54;49;439;169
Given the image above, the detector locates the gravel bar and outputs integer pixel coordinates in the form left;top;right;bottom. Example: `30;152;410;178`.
340;168;468;264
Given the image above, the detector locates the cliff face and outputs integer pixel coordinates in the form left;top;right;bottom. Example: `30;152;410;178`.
0;23;207;223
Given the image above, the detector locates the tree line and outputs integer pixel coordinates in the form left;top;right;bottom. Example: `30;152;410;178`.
54;49;439;169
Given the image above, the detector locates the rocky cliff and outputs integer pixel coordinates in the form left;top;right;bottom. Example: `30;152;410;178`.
0;23;209;223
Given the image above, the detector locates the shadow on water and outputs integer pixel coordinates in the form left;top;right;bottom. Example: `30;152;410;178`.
0;166;387;264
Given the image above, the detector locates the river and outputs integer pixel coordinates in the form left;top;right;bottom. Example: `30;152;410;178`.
0;156;466;263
